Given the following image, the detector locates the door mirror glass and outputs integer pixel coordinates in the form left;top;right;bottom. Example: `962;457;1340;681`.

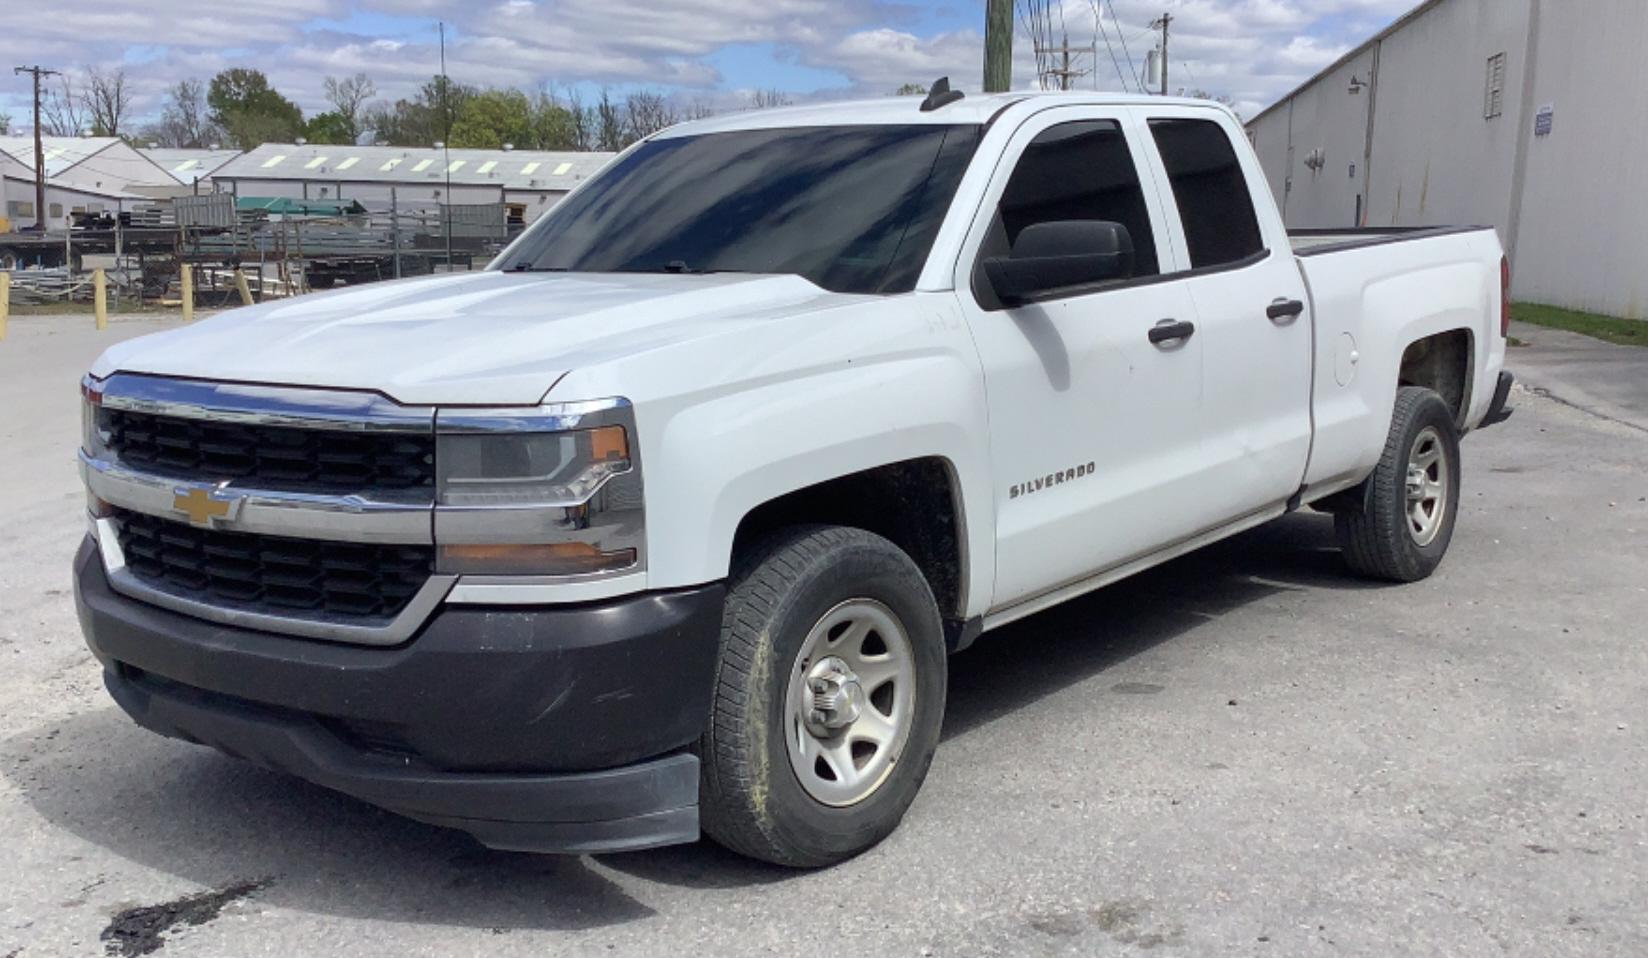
982;220;1135;306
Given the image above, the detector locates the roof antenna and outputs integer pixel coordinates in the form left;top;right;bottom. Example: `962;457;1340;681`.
920;77;966;112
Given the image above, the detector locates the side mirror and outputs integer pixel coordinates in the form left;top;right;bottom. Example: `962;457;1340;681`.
983;220;1135;306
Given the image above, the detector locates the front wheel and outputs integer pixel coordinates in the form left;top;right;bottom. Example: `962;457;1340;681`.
1336;386;1463;582
698;526;947;867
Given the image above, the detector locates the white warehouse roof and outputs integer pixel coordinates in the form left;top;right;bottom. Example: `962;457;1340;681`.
0;136;126;178
214;144;615;191
141;148;244;185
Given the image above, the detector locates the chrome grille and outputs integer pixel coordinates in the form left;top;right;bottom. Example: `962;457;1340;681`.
114;508;434;622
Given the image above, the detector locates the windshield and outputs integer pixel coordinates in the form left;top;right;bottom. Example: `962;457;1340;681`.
498;124;980;295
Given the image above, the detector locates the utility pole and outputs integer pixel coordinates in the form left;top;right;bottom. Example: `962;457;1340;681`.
984;0;1013;92
1038;31;1088;91
12;65;59;231
1150;13;1172;95
438;21;454;273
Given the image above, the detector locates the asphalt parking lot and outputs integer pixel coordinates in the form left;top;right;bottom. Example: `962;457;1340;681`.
2;315;1645;957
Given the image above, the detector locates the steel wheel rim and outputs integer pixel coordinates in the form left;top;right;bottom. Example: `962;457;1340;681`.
1404;425;1449;546
784;599;916;807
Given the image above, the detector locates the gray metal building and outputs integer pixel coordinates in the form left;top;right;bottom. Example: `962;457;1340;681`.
1246;0;1648;319
210;144;615;224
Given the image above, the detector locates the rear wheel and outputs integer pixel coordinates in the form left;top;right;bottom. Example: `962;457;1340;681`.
1335;386;1462;582
699;526;946;867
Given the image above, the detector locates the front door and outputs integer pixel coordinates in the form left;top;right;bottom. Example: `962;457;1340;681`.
955;108;1218;611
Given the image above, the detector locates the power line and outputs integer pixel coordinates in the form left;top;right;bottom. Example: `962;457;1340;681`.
1108;1;1142;94
1179;56;1199;92
1088;0;1132;92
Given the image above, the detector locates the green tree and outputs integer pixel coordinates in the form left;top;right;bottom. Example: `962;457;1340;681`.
450;88;534;149
207;68;304;148
0;111;10;135
895;83;928;96
530;91;580;150
304;111;355;145
365;75;473;147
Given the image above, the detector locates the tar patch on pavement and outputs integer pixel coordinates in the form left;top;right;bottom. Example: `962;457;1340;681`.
100;879;270;956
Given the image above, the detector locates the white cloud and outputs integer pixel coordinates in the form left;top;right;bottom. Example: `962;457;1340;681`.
0;0;1419;129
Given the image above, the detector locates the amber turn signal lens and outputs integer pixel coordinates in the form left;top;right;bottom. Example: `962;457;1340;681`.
588;425;629;462
438;542;637;576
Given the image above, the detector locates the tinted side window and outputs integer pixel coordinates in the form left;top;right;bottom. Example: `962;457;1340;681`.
1148;118;1265;269
995;119;1160;279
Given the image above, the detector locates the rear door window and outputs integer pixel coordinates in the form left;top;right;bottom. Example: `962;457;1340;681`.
1147;118;1265;269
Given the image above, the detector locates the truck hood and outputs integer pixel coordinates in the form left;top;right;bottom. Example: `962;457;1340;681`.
91;270;862;405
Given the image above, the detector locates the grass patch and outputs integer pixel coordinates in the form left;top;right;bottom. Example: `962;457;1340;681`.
1513;303;1648;347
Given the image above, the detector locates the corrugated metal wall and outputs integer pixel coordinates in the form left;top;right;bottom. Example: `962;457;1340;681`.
1248;0;1648;318
1510;0;1648;318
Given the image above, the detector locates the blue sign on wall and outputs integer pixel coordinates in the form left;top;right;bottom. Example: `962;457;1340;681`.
1534;104;1554;137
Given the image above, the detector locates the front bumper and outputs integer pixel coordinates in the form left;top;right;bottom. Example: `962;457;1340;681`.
74;538;726;854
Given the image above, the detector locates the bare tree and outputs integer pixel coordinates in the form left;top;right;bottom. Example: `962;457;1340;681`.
83;67;131;138
595;89;626;152
563;88;594;150
624;91;678;141
0;111;10;135
1180;88;1240;120
682;98;716;121
323;73;376;142
153;79;221;148
42;76;88;136
747;89;792;110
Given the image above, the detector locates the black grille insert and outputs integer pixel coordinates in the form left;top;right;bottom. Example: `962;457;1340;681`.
100;407;434;491
115;509;434;622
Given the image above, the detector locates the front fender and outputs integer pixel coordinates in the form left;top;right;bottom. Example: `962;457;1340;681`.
555;293;996;619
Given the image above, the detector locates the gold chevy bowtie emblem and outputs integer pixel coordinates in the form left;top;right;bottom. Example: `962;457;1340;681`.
172;487;242;528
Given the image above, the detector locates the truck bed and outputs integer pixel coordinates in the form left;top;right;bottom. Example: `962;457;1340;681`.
1289;225;1494;256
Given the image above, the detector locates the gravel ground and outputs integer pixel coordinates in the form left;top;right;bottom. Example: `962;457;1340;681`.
1;314;1645;957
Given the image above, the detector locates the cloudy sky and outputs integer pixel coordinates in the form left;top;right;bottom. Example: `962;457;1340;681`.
1;0;1417;131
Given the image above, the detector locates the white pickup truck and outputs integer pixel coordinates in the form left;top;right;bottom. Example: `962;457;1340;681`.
74;87;1514;867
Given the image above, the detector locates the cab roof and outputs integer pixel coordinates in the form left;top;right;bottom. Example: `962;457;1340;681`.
654;91;1231;138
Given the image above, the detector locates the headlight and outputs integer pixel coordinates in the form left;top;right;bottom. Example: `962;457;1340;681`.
81;376;109;458
436;426;629;507
433;399;644;578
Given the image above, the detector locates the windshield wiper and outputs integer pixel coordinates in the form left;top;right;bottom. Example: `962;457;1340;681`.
657;262;758;276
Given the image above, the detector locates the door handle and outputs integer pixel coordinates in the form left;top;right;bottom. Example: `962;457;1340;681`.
1267;298;1305;322
1148;318;1196;346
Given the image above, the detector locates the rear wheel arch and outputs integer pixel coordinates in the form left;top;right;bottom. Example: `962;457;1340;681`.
1397;328;1474;428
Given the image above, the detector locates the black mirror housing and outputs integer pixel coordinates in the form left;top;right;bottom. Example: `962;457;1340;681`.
983;220;1135;306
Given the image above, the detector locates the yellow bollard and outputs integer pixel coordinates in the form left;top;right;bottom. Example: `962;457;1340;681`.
180;264;194;323
234;268;254;307
0;272;9;341
94;268;108;330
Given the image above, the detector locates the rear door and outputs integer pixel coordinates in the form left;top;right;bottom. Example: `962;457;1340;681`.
1137;109;1314;520
953;106;1217;611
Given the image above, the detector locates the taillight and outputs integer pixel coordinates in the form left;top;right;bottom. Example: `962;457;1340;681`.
1500;255;1512;338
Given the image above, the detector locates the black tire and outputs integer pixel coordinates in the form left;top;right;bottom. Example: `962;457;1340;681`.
699;526;947;867
1335;386;1462;582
